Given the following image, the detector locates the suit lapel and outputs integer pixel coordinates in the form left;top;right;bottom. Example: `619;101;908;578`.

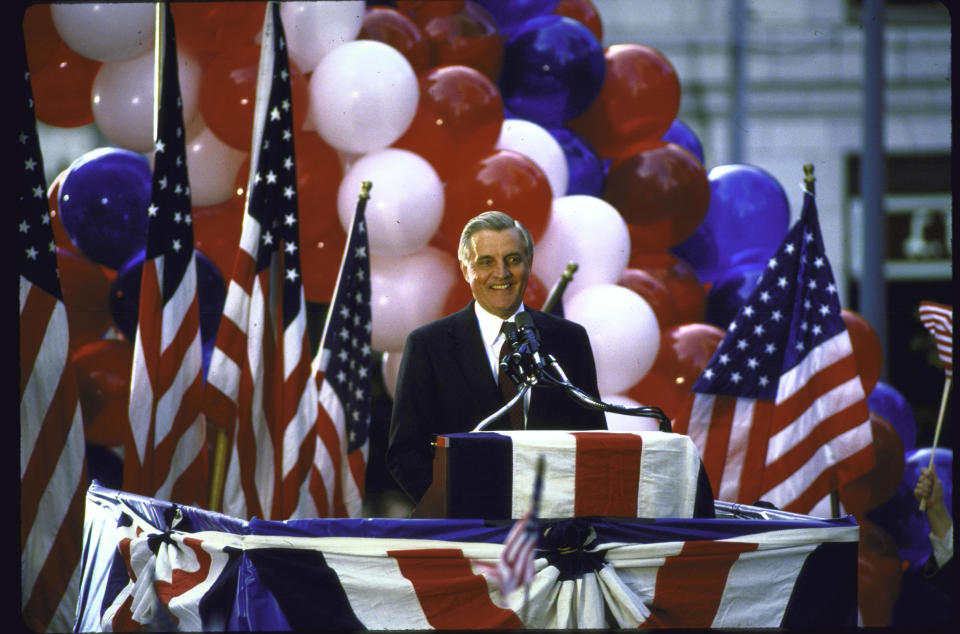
447;303;503;414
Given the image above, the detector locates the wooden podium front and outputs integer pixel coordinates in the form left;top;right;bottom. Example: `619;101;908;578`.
412;430;714;520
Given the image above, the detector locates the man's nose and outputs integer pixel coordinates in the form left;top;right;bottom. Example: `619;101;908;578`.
495;260;511;277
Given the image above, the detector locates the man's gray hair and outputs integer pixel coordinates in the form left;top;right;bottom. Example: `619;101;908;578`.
457;211;534;265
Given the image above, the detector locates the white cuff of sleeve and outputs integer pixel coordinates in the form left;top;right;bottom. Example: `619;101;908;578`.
930;523;953;569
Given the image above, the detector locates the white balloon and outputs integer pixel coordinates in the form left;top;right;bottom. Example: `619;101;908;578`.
532;195;630;296
370;247;459;352
92;47;201;153
338;149;444;257
601;394;660;432
381;349;404;400
496;118;568;198
185;126;248;207
280;1;365;72
564;284;660;395
51;3;155;62
309;40;419;154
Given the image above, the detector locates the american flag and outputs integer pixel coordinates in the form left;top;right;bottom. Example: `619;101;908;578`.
204;3;322;520
918;301;952;378
673;188;874;514
487;455;544;594
310;182;373;517
19;49;88;631
125;4;208;507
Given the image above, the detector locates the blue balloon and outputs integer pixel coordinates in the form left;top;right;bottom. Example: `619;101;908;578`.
475;0;559;34
499;15;605;127
547;126;604;197
662;119;705;165
868;382;918;453
58;147;152;270
704;260;766;329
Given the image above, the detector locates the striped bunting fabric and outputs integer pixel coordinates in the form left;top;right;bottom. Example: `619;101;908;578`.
77;483;859;630
918;301;952;378
125;3;208;507
19;39;88;633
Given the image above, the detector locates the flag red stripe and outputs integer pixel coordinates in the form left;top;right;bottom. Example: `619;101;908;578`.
738;400;774;504
702;396;736;498
770;355;860;436
389;548;524;629
155;537;211;608
316;398;348;518
348;448;366;499
572;432;643;517
235;365;266;520
309;462;331;518
18;285;56;396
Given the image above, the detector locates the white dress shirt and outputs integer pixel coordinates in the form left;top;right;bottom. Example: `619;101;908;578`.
473;302;530;423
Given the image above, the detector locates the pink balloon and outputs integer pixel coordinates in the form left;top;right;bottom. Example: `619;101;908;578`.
381;349;404;399
496;118;568;198
51;3;155;62
185;126;249;207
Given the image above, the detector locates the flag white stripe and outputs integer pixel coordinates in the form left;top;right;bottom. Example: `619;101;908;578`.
206;347;241;402
508;430;577;518
129;328;154;463
636;431;701;518
282;380;319;478
316;380;347;512
716;399;756;502
223;280;253;334
159;256;197;352
154;333;202;445
222;437;247;519
282;298;307;379
328;552;433;630
776;331;853;403
155;414;205;501
685;392;715;452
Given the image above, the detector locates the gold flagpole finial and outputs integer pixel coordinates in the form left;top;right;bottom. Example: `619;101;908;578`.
803;164;815;195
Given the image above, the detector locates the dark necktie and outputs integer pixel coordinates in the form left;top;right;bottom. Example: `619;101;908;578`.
498;323;525;430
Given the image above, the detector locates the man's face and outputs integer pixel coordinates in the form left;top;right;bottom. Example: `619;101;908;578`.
460;228;531;319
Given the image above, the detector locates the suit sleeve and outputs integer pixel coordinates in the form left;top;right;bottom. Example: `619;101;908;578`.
567;321;608;429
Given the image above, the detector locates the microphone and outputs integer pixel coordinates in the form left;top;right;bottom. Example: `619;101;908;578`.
514;312;545;369
501;320;537;384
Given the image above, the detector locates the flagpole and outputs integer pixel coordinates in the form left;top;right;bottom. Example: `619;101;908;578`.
919;375;951;511
541;262;577;314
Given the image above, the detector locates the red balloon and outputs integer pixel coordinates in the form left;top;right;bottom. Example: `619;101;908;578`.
411;0;504;83
301;223;347;304
294;132;343;239
568;43;680;160
57;248;113;353
838;411;905;517
554;0;603;42
47;170;81;256
29;40;101;128
171;2;266;61
72;338;134;447
604;141;710;252
23;4;61;73
440;150;553;253
629;252;706;324
359;6;431;75
857;519;904;627
193;197;244;281
393;65;504;181
627;323;724;420
199;44;311;151
618;268;678;330
842;309;884;396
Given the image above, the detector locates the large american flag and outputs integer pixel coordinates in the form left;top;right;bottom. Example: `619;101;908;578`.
673;188;874;514
310;182;373;517
918;301;952;378
125;3;208;507
19;52;88;631
204;3;321;520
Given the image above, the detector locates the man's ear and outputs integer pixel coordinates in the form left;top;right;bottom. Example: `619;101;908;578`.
459;260;470;282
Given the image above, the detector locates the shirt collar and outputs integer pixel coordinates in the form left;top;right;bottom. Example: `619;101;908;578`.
474;301;526;348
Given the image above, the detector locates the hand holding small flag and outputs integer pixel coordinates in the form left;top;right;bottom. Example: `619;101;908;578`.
917;301;952;511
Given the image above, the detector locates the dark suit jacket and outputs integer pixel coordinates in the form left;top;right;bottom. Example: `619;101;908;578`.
386;303;607;503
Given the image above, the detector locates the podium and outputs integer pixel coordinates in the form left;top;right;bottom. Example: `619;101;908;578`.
414;430;715;520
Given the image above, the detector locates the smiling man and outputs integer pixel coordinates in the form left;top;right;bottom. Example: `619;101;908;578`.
386;211;606;505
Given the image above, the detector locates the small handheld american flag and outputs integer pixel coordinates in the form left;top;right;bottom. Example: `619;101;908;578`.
917;301;953;511
495;454;545;596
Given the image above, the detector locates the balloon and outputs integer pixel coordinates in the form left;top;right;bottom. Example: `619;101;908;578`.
564;284;660;395
630;252;707;325
192;197;244;281
704;259;766;329
440;149;553;252
200;44;311;152
46;168;81;256
868;382;917;453
50;2;155;62
370;247;460;351
294;132;344;237
673;164;790;285
661;119;705;165
72;338;134;447
603;141;710;252
838;411;905;516
92;47;202;153
337;149;444;257
617;268;678;330
857;519;904;627
281;1;365;72
358;6;431;75
56;248;113;353
497;118;569;198
309;40;419;154
184;125;248;207
546;126;604;197
301;223;347;304
626;323;725;421
475;0;559;34
842;309;884;396
109;250;227;351
602;394;659;432
29;40;101;128
23;4;61;73
498;15;605;127
58;148;152;270
668;221;720;288
410;0;503;82
393;65;504;181
171;2;266;60
382;349;404;399
568;44;681;161
532;195;629;298
553;0;603;43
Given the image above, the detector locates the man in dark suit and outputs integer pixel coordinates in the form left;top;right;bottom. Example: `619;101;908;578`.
386;211;607;504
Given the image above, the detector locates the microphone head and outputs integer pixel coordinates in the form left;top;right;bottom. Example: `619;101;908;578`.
515;312;535;329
